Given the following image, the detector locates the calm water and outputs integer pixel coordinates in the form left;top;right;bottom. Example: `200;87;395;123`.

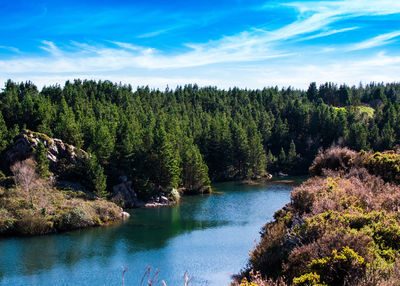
0;182;293;286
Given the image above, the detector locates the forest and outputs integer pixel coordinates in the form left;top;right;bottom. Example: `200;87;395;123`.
0;79;400;198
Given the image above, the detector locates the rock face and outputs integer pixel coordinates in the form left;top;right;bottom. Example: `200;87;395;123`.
5;130;88;170
112;176;144;208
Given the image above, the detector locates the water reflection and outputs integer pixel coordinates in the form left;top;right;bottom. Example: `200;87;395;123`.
0;182;293;285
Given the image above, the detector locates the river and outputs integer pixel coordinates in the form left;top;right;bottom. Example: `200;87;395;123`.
0;181;294;286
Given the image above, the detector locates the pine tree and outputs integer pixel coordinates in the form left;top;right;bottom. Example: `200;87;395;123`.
182;142;210;191
55;97;83;148
231;123;249;177
85;154;108;198
347;122;368;150
0;111;8;153
279;147;287;170
381;122;395;150
247;126;267;178
34;141;50;178
288;140;298;164
307;82;318;102
267;150;277;165
153;124;181;188
92;123;115;163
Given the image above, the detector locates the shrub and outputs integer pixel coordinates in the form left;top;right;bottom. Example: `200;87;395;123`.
306;247;367;285
15;210;53;235
240;147;400;285
92;200;121;223
57;208;94;230
309;147;357;176
250;221;290;278
0;208;16;233
362;152;400;184
293;272;325;286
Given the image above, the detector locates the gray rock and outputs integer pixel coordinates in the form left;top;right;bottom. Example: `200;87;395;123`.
112;179;143;208
5;130;88;169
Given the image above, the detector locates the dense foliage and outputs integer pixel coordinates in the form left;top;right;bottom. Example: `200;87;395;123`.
1;80;400;195
236;148;400;286
0;159;122;235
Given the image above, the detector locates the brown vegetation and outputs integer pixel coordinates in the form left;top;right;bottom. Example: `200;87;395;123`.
235;147;400;286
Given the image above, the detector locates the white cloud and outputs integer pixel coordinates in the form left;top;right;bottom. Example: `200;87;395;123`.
39;41;62;56
300;27;358;41
1;0;400;89
0;45;21;53
348;31;400;51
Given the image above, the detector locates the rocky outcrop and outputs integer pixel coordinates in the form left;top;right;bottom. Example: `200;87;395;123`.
111;176;177;208
111;176;144;208
144;195;172;208
5;130;88;170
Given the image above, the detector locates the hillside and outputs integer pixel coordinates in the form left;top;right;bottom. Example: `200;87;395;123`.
235;147;400;285
1;80;400;197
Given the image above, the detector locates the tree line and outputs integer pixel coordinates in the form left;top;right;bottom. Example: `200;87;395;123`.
0;79;399;196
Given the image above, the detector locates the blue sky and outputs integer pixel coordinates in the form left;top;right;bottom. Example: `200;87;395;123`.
1;0;400;89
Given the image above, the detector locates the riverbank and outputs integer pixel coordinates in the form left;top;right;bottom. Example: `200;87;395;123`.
0;180;293;285
0;164;123;236
235;147;400;285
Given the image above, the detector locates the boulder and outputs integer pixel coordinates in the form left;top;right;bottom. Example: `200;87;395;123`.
121;211;130;220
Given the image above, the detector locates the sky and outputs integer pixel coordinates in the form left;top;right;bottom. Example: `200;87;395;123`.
1;0;400;90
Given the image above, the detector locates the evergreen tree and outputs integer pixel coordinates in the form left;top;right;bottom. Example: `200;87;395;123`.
34;141;50;178
182;142;210;190
84;154;108;198
231;123;249;177
55;97;83;148
1;79;400;198
0;111;8;153
288;140;299;165
267;150;277;165
380;122;395;150
247;125;267;178
92;123;114;163
306;82;318;102
153;124;181;188
347;122;368;150
279;148;287;170
338;85;350;106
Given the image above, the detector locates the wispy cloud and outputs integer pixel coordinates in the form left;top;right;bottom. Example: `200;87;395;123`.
0;45;20;53
300;27;358;41
2;0;400;89
348;31;400;51
137;26;181;38
39;41;62;56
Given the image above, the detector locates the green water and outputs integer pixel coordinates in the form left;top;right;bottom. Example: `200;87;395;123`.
0;181;293;285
